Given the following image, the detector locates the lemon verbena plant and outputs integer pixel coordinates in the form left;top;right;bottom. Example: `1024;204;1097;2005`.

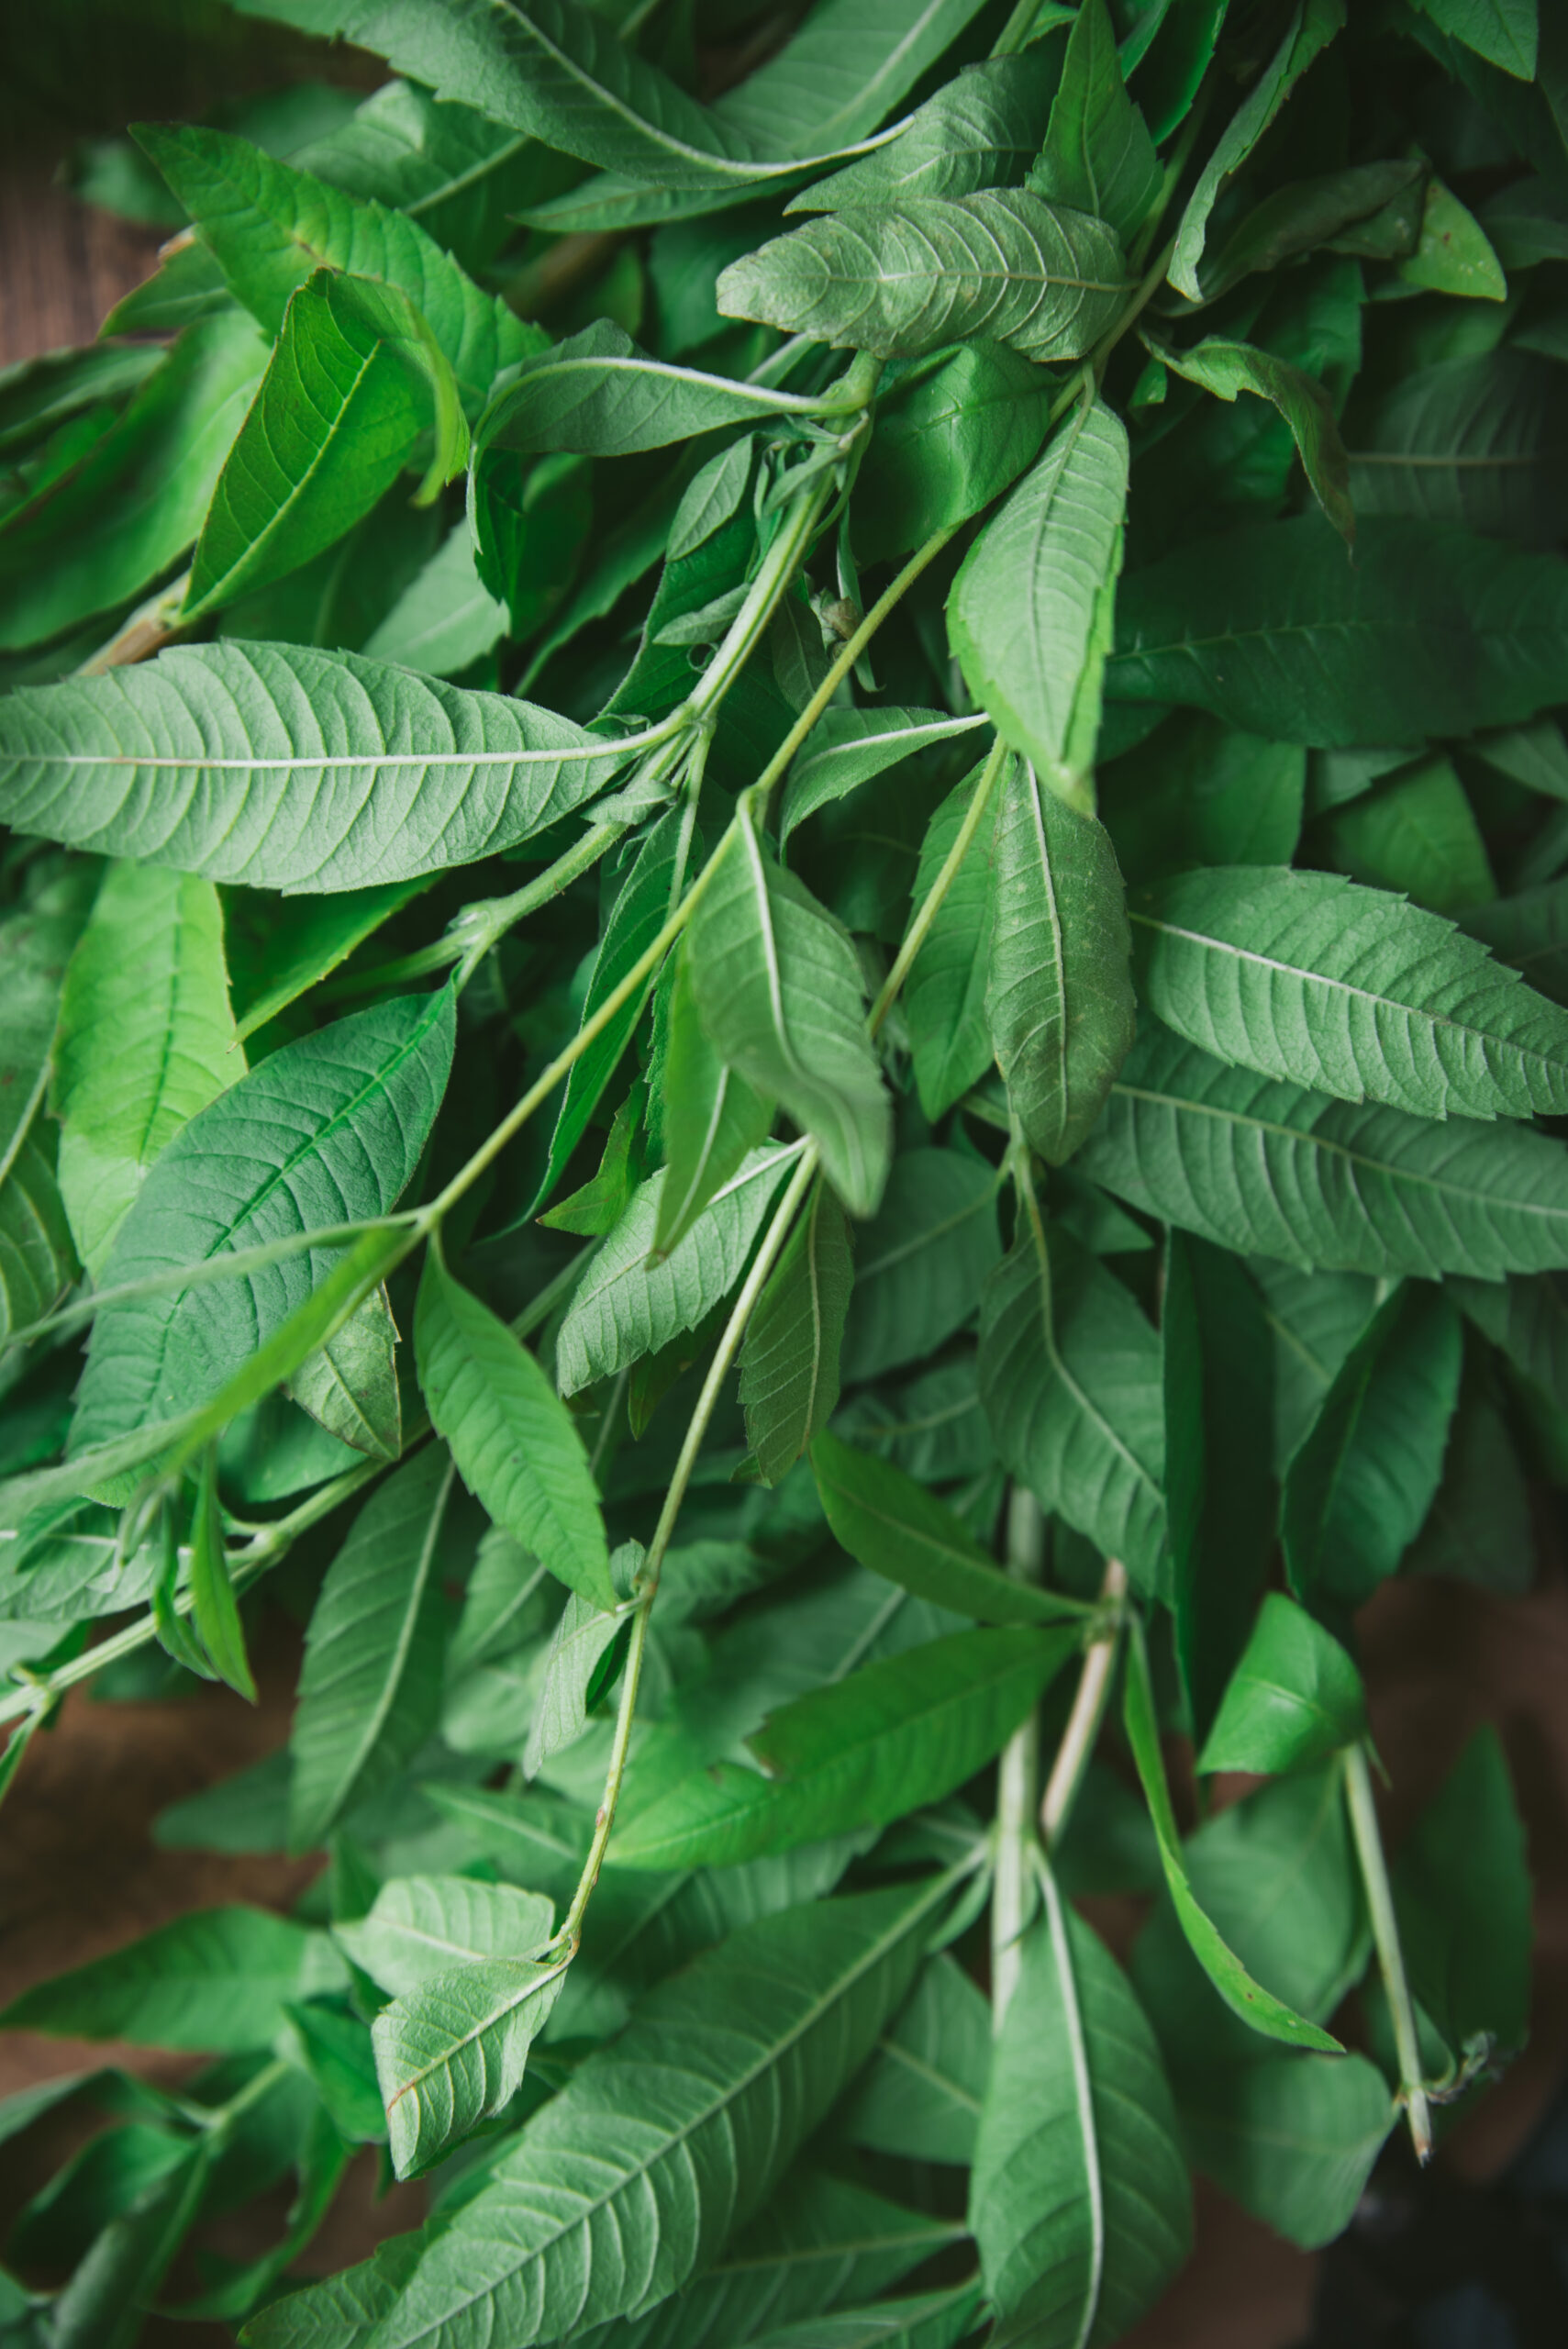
0;0;1560;2341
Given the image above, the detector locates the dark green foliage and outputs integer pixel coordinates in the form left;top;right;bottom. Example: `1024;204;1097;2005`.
0;0;1555;2338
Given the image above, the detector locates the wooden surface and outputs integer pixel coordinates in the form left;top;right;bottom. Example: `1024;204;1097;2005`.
0;168;163;369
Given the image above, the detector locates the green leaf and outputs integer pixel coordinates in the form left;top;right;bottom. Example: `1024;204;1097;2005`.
1123;1625;1345;2054
1028;0;1161;244
949;398;1129;792
1197;1594;1366;1777
1108;517;1568;747
810;1430;1079;1626
717;195;1129;362
1177;2054;1395;2251
1100;713;1306;886
978;1220;1168;1592
686;818;892;1219
288;1446;455;1853
0;315;267;652
1397;173;1507;298
373;1951;568;2178
1281;1281;1463;1611
415;1251;615;1610
50;2140;214;2349
841;1148;999;1384
1131;864;1568;1122
283;2001;387;2144
134;123;530;410
780;707;989;850
536;806;694;1218
791;54;1057;210
745;2288;982;2349
1168;0;1347;300
612;1628;1076;1871
1411;0;1539;79
557;1144;798;1395
226;881;433;1038
53;862;239;1281
706;0;997;163
477;320;838;461
183;271;466;623
69;986;453;1454
1452;1267;1568;1411
1317;753;1495;917
985;753;1137;1163
317;1877;951;2349
740;1178;854;1487
0;340;162;458
190;1441;257;1701
336;1876;557;1996
1348;351;1563;546
524;1585;628;1777
1207;158;1425;290
0;1907;326;2052
904;763;999;1120
1132;1768;1371;2076
0;641;611;892
1;859;99;1175
843;1953;990;2165
1162;1230;1275;1743
1151;336;1355;544
286;1281;402;1463
851;341;1051;566
1077;1020;1568;1279
970;1876;1191;2347
361;518;509;677
1393;1725;1531;2060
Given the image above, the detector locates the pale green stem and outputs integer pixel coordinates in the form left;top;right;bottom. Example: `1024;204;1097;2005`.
1345;1742;1433;2164
869;732;1007;1038
553;1144;818;1955
993;1484;1046;2025
1040;1556;1128;1849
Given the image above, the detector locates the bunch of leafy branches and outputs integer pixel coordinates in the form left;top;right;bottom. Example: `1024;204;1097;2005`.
0;0;1561;2340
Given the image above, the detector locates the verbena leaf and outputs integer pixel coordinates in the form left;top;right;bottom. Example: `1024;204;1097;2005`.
652;941;776;1259
612;1628;1076;1871
1347;349;1564;546
1131;864;1568;1121
904;764;998;1120
1151;335;1355;544
1177;2054;1395;2252
811;1430;1076;1625
1319;751;1494;917
52;862;239;1280
289;1446;455;1853
1197;1593;1366;1777
1393;1726;1531;2061
2;860;100;1180
740;1179;854;1486
985;753;1137;1162
1123;1623;1344;2054
190;1441;257;1701
1281;1281;1464;1612
70;986;453;1453
851;343;1050;565
322;1878;951;2349
1027;0;1162;243
183;271;465;622
1077;1020;1568;1279
373;1952;568;2179
336;1876;556;1996
841;1148;998;1384
1108;517;1568;746
949;398;1129;791
1162;1229;1275;1743
286;1282;402;1462
0;642;611;892
1168;0;1347;299
361;519;509;678
971;1879;1191;2347
0;1908;325;2053
686;818;892;1219
1411;0;1539;80
415;1251;615;1609
525;1585;628;1777
134;123;531;409
0;315;267;652
478;319;837;460
556;1145;799;1396
717;195;1129;362
1451;1266;1568;1411
791;55;1056;209
780;707;989;850
844;1954;990;2166
740;2287;980;2349
978;1220;1168;1591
